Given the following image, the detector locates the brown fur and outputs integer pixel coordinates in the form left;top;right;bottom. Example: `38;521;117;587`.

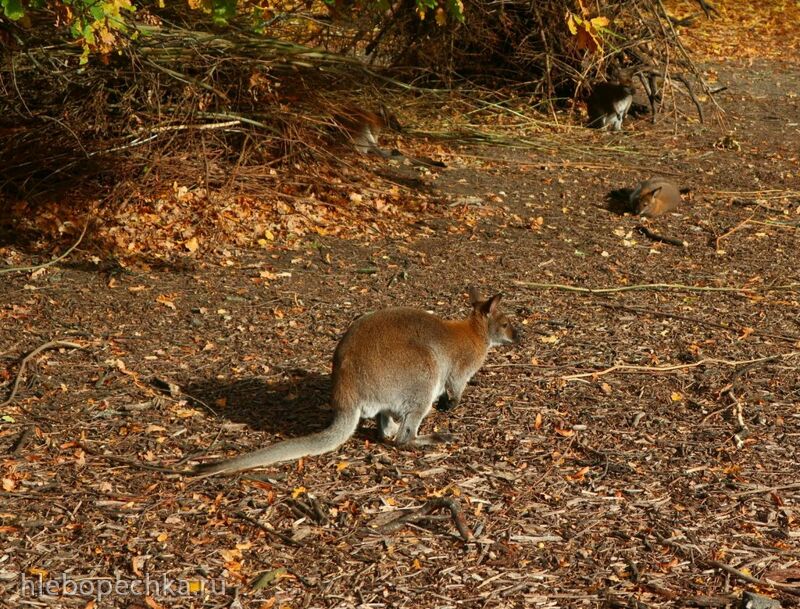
194;288;518;475
333;106;399;157
632;177;683;217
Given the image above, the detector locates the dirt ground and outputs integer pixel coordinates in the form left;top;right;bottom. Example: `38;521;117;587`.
1;56;799;609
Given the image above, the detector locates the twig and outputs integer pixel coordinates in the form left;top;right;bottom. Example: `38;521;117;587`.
683;595;739;607
233;511;301;547
561;352;799;381
715;213;756;251
78;443;187;474
377;497;473;541
513;280;799;295
0;222;89;275
0;341;85;409
9;426;34;455
636;224;688;247
706;560;800;596
733;482;800;498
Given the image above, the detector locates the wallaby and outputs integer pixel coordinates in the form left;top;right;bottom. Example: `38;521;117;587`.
630;177;683;217
193;288;519;475
587;69;635;131
334;106;446;168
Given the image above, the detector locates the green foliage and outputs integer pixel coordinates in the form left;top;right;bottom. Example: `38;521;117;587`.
211;0;236;23
1;0;25;20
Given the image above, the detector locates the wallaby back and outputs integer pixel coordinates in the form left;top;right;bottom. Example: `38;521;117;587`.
631;177;683;217
194;289;517;475
334;106;400;156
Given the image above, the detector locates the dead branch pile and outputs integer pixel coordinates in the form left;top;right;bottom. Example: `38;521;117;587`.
0;0;707;204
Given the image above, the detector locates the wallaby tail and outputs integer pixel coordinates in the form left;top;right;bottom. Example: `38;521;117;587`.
193;406;360;476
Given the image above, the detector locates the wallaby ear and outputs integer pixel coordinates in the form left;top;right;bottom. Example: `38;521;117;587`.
652;186;663;197
468;286;482;307
480;293;503;316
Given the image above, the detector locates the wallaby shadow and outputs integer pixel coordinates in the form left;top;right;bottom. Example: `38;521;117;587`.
183;369;338;438
605;187;635;216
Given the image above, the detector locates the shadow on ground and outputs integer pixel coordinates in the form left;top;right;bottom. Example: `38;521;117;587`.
183;369;336;437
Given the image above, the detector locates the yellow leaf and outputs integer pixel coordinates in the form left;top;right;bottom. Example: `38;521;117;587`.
156;294;176;310
187;580;204;593
184;237;199;252
220;548;243;562
534;412;543;429
590;16;609;28
292;486;306;499
2;478;16;492
671;392;683;402
434;7;446;26
566;12;579;35
336;461;348;471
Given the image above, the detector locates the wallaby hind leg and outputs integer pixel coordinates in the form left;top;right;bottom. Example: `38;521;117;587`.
396;393;455;447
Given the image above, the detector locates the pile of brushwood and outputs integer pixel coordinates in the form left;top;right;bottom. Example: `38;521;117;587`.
0;0;711;204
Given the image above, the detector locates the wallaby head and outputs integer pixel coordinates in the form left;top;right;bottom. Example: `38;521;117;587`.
631;177;683;217
194;287;517;476
468;287;520;347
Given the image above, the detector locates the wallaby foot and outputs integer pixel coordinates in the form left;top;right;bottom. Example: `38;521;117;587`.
405;432;457;447
376;411;399;440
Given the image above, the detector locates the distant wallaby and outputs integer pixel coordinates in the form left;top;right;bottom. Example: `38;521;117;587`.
334;106;446;168
631;177;683;217
194;288;518;475
587;70;635;131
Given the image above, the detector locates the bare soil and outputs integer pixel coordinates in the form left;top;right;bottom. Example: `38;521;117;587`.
1;59;799;609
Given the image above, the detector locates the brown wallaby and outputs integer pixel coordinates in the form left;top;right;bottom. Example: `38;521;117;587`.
631;177;683;217
334;106;446;168
587;69;635;131
194;288;518;475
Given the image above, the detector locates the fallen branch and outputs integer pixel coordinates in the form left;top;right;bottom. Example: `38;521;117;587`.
377;497;473;541
636;224;688;247
0;340;85;409
561;351;800;381
706;560;800;597
0;222;89;275
513;280;799;295
596;302;800;343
